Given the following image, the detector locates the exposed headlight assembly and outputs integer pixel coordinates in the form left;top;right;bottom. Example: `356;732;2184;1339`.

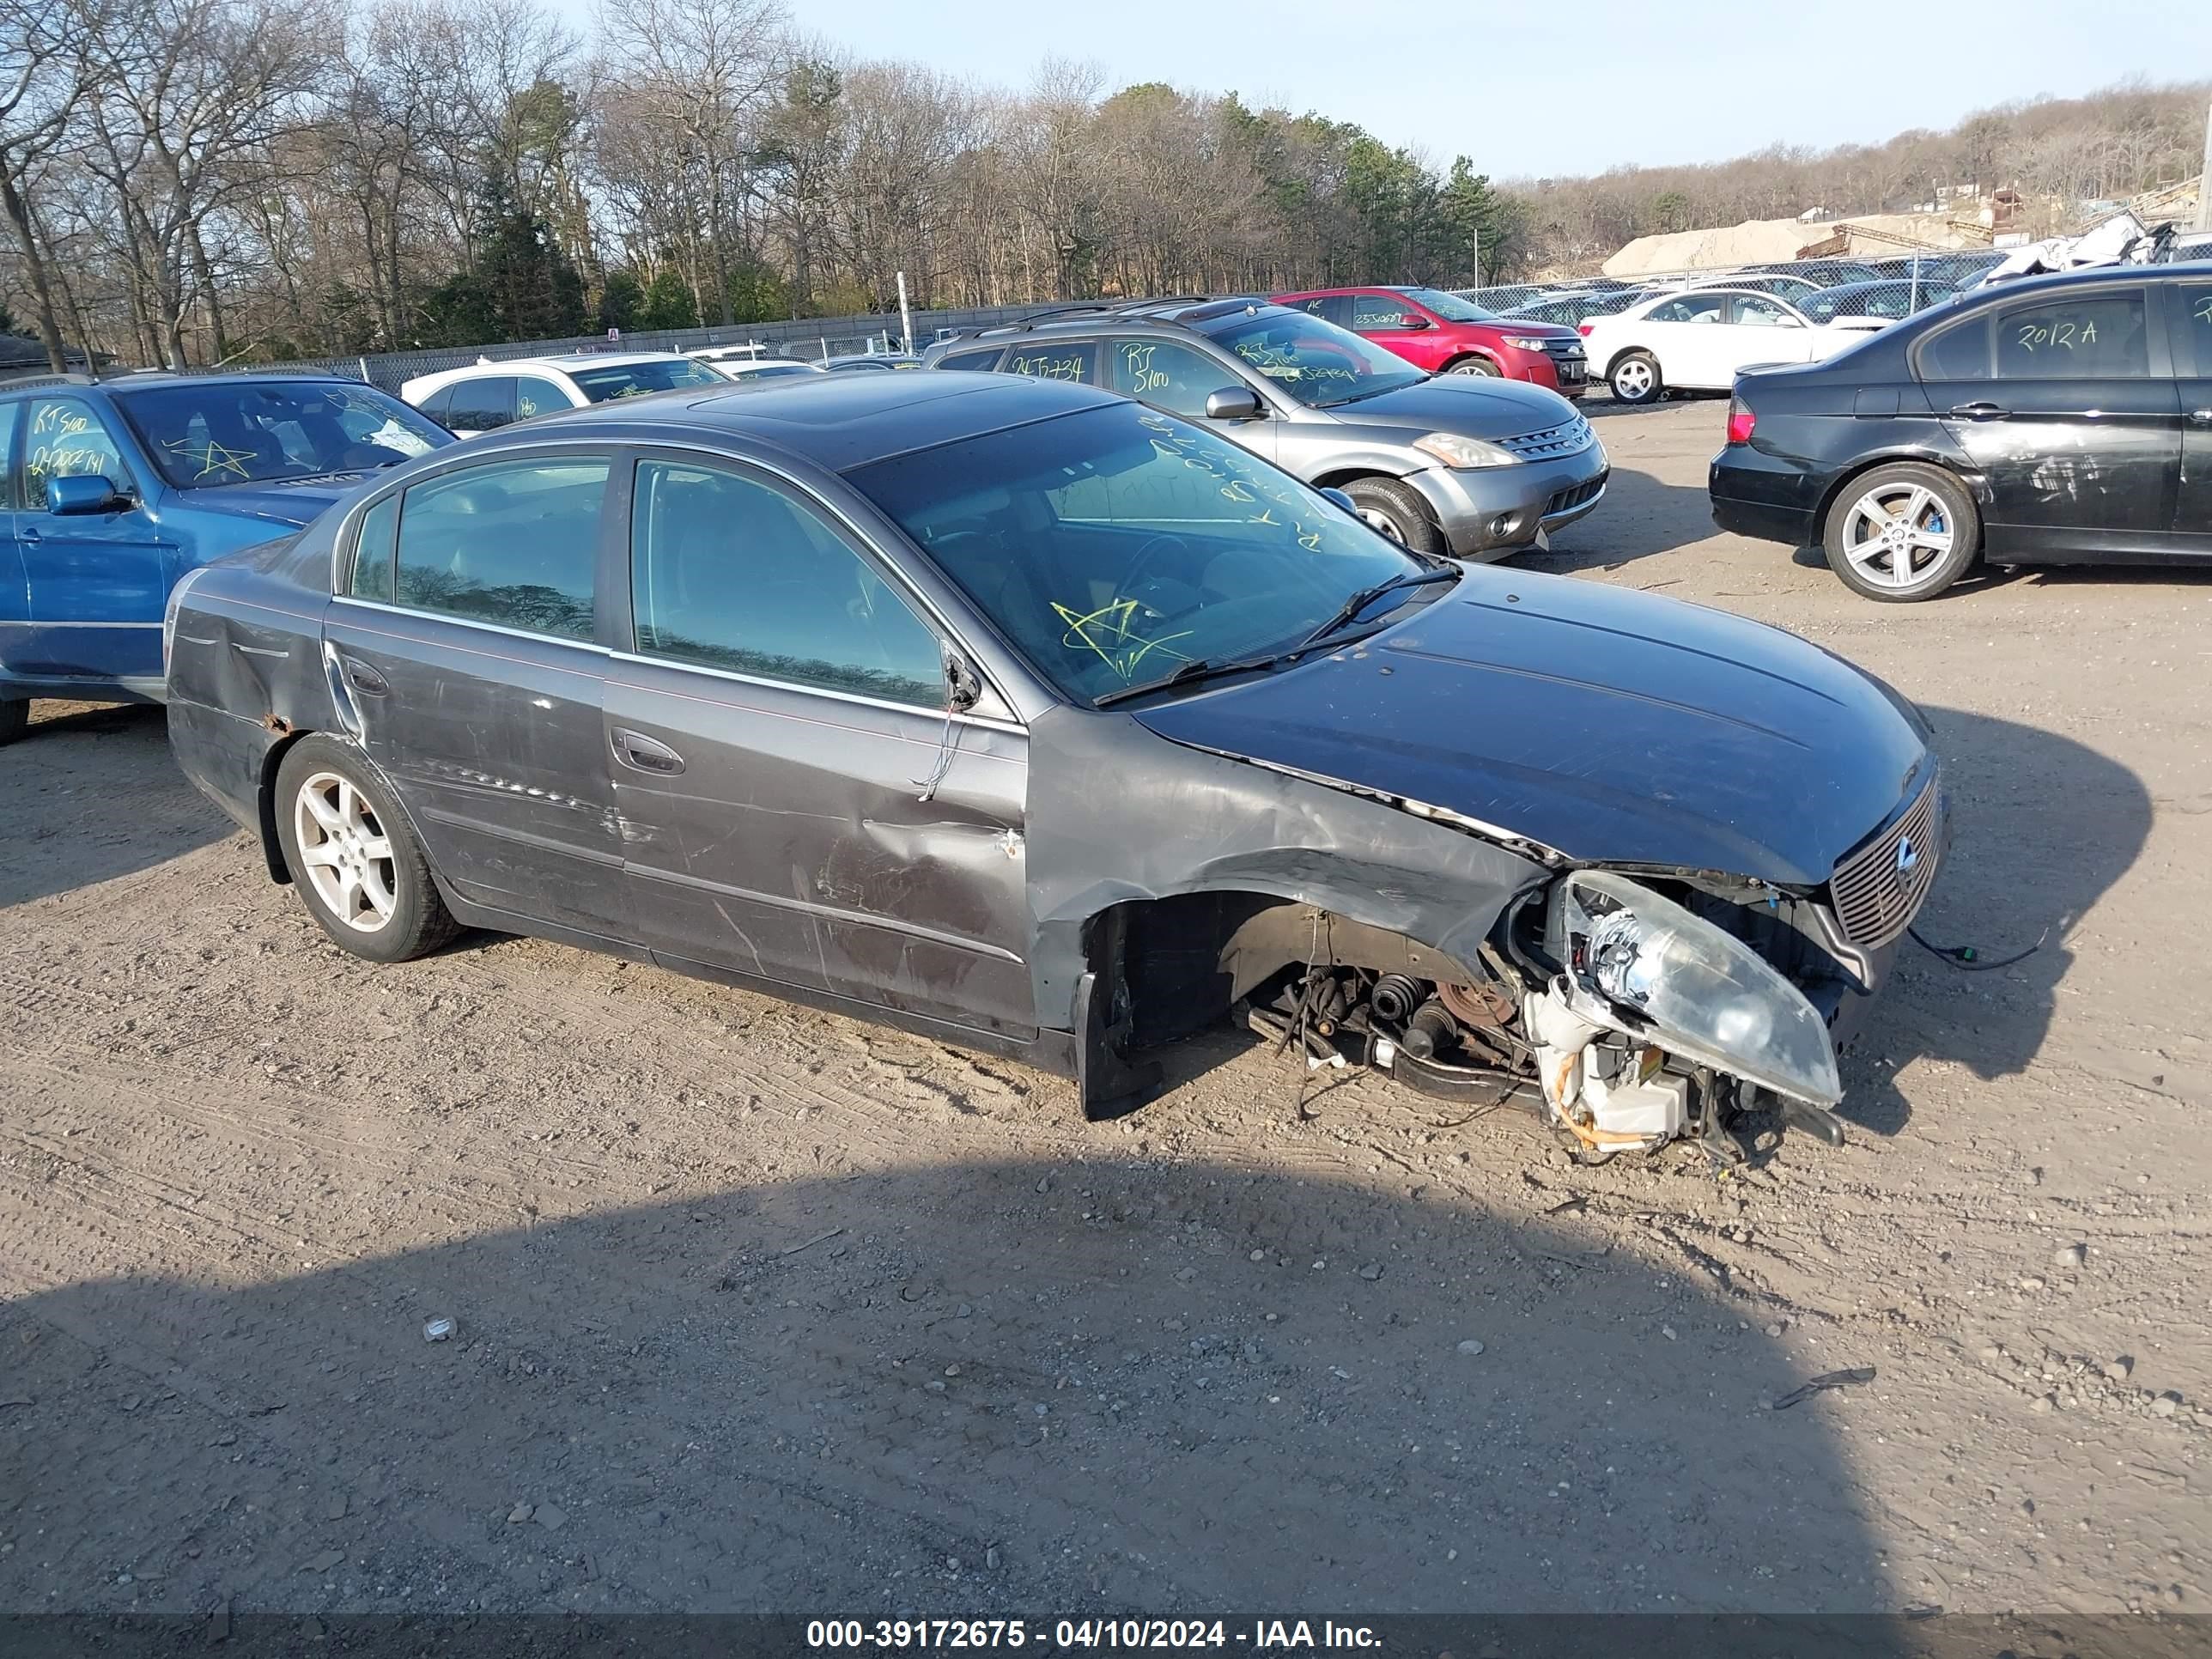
1547;870;1842;1107
1410;430;1518;470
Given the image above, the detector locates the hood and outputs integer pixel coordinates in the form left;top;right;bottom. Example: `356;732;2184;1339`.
1132;566;1930;889
1322;375;1578;438
175;475;365;530
1473;319;1580;341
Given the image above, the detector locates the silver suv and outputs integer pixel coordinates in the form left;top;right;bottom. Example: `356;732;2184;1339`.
921;298;1608;558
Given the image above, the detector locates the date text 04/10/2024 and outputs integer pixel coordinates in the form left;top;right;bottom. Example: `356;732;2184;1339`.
804;1620;1382;1650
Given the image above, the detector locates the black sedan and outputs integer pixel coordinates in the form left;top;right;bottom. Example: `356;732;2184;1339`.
1712;261;2212;600
166;372;1943;1160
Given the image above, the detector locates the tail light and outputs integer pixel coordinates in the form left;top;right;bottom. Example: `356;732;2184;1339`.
1725;397;1756;446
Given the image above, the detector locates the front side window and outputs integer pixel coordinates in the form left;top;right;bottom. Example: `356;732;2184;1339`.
566;359;724;402
848;402;1431;707
1733;295;1799;327
1194;308;1427;409
1109;338;1243;419
1996;291;2148;380
1004;343;1097;383
115;381;445;486
630;460;944;708
513;377;571;421
1352;291;1419;329
1395;287;1496;322
2181;284;2212;374
19;398;128;507
393;457;608;640
1649;294;1728;325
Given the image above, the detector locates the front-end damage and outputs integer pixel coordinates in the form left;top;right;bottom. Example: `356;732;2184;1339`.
1074;740;1941;1164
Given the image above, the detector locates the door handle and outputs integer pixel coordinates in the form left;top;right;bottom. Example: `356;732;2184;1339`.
1948;401;2010;421
2191;409;2212;427
18;525;39;542
611;726;685;775
341;657;389;696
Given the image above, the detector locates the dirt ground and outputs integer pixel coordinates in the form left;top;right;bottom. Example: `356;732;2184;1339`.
3;397;2209;1622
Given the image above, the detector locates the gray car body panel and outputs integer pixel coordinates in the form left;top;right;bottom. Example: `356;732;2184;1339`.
921;307;1608;558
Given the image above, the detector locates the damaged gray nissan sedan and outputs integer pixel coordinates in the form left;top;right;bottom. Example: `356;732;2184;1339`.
164;371;1944;1161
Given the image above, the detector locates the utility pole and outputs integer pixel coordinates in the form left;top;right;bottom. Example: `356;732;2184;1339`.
896;270;915;356
2198;97;2212;231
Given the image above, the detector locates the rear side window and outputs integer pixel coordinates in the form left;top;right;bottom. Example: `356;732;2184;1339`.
936;347;1002;371
1996;290;2148;380
1004;343;1096;383
349;494;398;601
394;457;608;640
1917;318;1990;381
445;377;516;431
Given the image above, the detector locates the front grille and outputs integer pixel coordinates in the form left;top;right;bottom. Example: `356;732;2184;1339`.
1497;416;1595;461
1829;775;1941;950
1540;339;1587;360
1547;477;1604;515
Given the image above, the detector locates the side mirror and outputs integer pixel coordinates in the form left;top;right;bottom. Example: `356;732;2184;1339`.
1398;315;1433;331
1204;386;1264;422
47;474;127;516
945;648;981;713
1321;487;1357;515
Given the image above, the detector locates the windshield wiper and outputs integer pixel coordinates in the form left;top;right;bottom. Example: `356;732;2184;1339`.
1092;652;1289;709
1299;565;1460;647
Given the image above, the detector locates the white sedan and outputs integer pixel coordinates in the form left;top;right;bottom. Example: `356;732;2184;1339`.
1577;288;1890;404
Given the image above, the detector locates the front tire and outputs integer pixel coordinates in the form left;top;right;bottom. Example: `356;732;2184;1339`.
274;735;459;962
1343;477;1447;556
1820;462;1978;602
1446;356;1499;376
0;700;26;745
1607;351;1662;404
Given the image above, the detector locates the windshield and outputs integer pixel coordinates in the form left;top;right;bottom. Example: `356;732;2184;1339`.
848;402;1431;705
567;359;725;402
115;380;448;489
1400;286;1497;322
1193;308;1428;409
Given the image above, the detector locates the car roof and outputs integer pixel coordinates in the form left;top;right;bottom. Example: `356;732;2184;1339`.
935;296;1289;346
458;368;1120;472
1948;257;2212;299
2;370;357;398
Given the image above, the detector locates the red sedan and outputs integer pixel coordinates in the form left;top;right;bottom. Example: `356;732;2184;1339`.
1270;285;1589;398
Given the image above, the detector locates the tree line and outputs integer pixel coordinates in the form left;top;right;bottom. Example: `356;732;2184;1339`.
0;0;2202;375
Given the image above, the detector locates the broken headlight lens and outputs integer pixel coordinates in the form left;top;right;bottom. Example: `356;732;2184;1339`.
1551;870;1842;1106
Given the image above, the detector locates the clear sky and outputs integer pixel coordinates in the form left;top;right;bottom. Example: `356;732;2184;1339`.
566;0;2211;180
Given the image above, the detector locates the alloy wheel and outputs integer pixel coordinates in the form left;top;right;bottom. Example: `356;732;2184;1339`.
1841;483;1954;592
1358;507;1407;543
294;769;398;933
1612;359;1654;399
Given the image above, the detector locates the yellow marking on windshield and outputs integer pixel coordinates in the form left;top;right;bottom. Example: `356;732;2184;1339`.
163;437;257;481
1049;599;1196;683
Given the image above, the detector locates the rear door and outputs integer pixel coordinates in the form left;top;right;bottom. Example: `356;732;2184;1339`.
1932;283;2179;560
325;447;630;937
2170;279;2212;549
605;450;1036;1036
12;394;174;686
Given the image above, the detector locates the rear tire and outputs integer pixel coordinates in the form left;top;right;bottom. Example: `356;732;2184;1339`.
1343;477;1446;556
1607;351;1662;404
1445;356;1499;376
274;735;459;963
0;700;25;746
1820;462;1978;603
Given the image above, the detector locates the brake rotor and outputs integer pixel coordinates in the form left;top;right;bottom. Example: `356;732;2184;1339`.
1437;981;1515;1030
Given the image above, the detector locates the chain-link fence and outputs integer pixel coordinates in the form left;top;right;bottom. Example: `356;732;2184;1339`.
245;302;1073;392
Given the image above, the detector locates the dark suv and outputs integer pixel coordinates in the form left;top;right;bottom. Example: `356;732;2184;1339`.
921;299;1607;559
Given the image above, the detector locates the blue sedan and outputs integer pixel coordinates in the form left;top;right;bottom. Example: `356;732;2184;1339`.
0;373;453;742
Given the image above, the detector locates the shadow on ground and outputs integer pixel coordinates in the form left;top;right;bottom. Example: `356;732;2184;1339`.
0;1159;1887;1619
1836;706;2151;1135
1;703;228;908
